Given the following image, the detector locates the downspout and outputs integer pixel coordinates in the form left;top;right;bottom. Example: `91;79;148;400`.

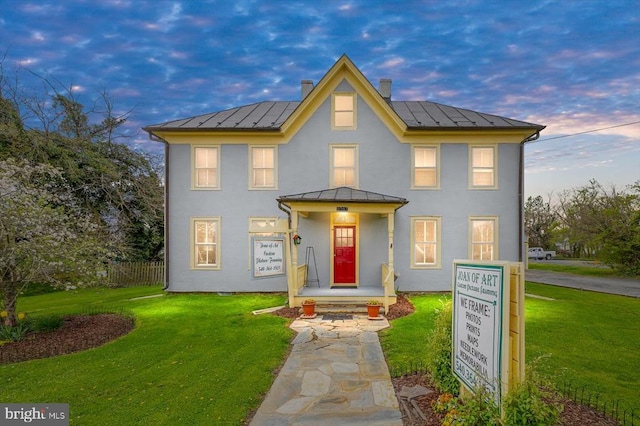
519;130;541;262
147;132;170;291
277;200;295;306
277;200;292;228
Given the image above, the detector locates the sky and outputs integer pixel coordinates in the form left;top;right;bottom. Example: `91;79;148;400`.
1;0;639;198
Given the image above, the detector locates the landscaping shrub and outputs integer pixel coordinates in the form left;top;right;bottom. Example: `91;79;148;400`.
30;314;64;333
425;300;460;395
502;361;562;425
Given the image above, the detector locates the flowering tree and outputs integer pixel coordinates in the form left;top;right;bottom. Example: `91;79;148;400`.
0;159;109;326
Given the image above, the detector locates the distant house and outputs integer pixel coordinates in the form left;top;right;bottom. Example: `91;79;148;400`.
143;55;544;311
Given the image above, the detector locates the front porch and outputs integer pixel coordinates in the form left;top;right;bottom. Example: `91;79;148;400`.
256;187;408;313
293;261;398;312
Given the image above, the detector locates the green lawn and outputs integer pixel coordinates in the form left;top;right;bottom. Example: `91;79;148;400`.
527;261;631;278
380;285;640;413
4;284;638;423
3;287;292;425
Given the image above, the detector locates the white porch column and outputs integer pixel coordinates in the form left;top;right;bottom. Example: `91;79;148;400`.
291;209;299;292
385;213;395;310
387;213;395;269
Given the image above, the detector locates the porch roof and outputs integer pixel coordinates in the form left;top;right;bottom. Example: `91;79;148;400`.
277;187;409;204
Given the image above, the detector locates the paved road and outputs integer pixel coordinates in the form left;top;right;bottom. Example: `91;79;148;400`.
525;269;640;298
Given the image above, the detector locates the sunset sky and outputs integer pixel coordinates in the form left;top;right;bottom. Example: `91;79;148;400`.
1;0;638;198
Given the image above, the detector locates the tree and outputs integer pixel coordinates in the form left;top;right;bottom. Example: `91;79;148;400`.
524;195;557;249
0;62;164;261
589;182;640;275
0;159;111;326
555;180;640;274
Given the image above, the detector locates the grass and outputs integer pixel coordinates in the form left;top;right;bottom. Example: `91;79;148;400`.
527;261;629;278
524;282;640;411
4;283;638;423
380;285;640;413
380;293;450;371
3;287;292;425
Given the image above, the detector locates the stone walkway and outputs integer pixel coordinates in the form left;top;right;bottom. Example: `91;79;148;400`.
249;315;403;425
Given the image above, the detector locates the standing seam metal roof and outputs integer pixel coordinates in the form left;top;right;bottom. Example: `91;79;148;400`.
277;187;409;204
144;100;542;131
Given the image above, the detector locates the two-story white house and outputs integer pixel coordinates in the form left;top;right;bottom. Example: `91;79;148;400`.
143;55;544;311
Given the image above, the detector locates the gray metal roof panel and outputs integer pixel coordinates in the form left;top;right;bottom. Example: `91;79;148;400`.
144;99;543;132
277;187;409;204
392;101;543;129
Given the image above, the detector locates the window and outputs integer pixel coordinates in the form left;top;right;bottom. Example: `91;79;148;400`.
470;145;497;188
332;93;356;129
249;146;277;189
248;217;278;236
193;146;219;189
412;145;439;188
411;217;441;268
330;144;358;187
469;217;498;260
192;218;220;269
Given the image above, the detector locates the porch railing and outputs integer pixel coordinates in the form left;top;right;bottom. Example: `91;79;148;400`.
296;264;307;292
381;263;395;311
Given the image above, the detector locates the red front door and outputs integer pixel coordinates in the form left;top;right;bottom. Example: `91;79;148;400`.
334;226;356;285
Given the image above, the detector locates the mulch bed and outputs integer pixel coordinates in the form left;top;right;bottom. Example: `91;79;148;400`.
0;314;134;364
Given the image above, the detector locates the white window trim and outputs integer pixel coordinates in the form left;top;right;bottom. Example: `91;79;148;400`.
248;145;278;190
190;217;221;270
468;216;499;260
329;143;359;188
410;216;442;269
331;92;357;130
468;145;498;190
411;145;441;189
191;145;221;190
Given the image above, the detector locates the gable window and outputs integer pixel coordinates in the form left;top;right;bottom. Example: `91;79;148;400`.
469;217;498;260
411;217;441;268
193;146;219;189
192;217;220;269
412;145;439;188
330;144;358;188
249;146;277;189
470;145;497;188
332;93;356;129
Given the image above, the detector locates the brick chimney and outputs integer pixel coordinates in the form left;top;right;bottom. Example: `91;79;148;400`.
379;78;392;101
301;80;314;99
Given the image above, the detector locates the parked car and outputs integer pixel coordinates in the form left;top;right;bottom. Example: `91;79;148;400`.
528;247;557;260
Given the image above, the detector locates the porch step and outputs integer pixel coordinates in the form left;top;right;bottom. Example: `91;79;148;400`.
305;303;386;314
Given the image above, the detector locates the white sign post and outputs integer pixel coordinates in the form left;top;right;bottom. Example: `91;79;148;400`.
253;238;285;278
452;261;509;404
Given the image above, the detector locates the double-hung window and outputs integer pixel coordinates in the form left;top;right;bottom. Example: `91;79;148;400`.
192;218;220;269
249;146;277;189
470;145;497;188
469;217;498;260
411;217;441;268
193;146;219;189
412;145;439;188
332;93;356;129
330;144;358;188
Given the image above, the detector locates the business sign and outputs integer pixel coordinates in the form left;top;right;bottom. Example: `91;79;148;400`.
253;238;285;278
452;261;508;403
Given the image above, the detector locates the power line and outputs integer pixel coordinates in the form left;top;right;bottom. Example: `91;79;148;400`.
535;121;640;142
